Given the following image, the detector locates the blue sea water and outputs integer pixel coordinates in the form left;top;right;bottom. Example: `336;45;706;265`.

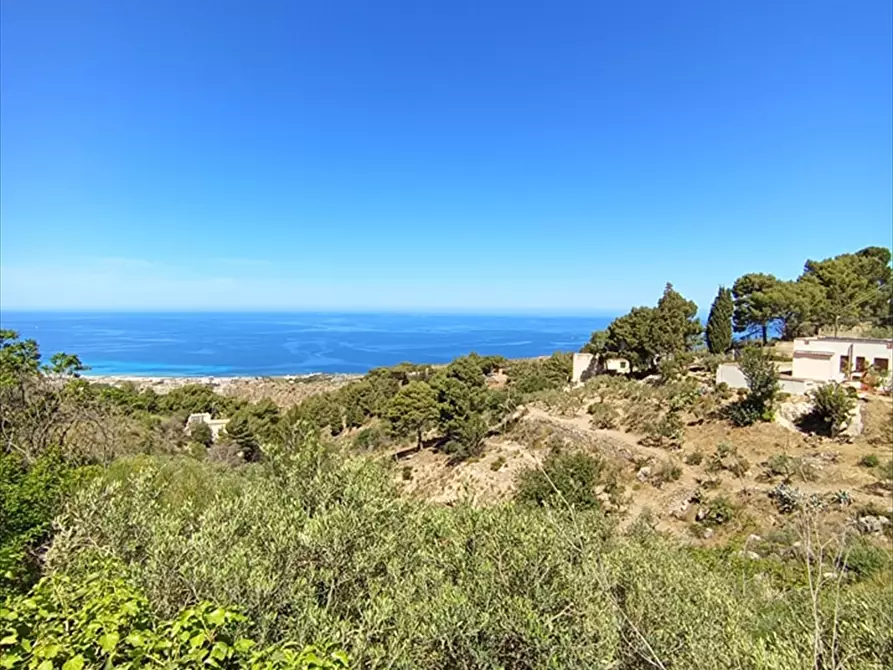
0;312;612;376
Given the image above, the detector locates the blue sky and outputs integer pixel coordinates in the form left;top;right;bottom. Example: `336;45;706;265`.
1;0;890;313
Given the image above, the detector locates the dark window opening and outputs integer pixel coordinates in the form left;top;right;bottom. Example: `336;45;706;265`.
839;356;849;374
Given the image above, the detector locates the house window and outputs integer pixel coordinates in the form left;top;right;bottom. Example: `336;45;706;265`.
839;356;849;374
619;361;627;369
874;358;889;373
856;356;866;372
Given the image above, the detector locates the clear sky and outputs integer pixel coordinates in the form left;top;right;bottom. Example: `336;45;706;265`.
1;0;891;313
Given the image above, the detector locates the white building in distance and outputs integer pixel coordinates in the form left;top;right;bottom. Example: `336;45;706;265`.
791;336;892;383
186;413;230;441
716;336;892;395
571;352;630;386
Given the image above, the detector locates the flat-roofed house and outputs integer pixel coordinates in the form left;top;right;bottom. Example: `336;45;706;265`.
792;337;892;383
716;336;893;395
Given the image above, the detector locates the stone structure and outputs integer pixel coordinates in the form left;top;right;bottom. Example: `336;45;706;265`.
571;352;630;386
186;413;229;441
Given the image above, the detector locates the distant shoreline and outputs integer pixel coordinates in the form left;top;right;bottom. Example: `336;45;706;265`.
82;373;363;400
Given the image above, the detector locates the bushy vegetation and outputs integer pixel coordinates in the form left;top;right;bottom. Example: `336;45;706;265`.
0;561;348;669
726;346;780;426
3;254;893;670
515;448;614;509
807;382;857;436
732;247;891;341
20;446;887;669
0;450;86;597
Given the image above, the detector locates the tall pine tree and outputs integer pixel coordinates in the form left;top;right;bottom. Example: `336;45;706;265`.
706;286;733;354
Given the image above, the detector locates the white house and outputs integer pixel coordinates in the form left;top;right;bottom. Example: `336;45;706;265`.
792;337;892;383
186;413;230;441
716;336;893;395
571;352;630;386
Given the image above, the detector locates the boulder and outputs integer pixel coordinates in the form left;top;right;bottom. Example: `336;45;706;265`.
856;515;890;534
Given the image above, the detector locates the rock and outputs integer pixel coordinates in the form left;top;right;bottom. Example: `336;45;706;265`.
840;402;864;437
775;401;812;432
667;491;696;520
636;466;652;482
857;515;890;534
719;456;739;471
747;534;762;544
745;551;761;561
668;499;690;520
823;572;838;581
702;528;714;539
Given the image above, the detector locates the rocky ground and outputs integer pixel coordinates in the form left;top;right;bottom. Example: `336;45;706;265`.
388;387;893;547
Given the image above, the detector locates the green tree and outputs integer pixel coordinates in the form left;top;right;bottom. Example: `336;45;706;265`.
800;246;892;335
726;346;780;426
651;283;702;357
188;420;213;447
1;331;87;462
223;412;260;461
604;306;658;372
581;329;609;356
602;284;700;373
385;381;439;447
808;383;856;437
705;287;733;354
732;273;780;344
766;279;825;340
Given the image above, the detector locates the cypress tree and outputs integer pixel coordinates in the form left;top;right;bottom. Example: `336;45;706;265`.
706;286;734;354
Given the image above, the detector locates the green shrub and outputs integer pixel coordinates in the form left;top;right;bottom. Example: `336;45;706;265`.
641;409;684;449
706;443;749;478
489;455;506;471
516;449;609;509
0;450;87;597
401;465;413;481
725;347;779;426
859;454;880;468
505;353;572;395
698;496;736;527
352;425;390;451
188;420;214;447
587;401;619;429
880;459;893;482
765;454;795;478
0;561;348;669
652;459;682;487
844;541;892;581
684;450;704;466
807;383;857;436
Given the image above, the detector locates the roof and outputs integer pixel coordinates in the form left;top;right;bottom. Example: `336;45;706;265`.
814;337;893;345
793;350;834;358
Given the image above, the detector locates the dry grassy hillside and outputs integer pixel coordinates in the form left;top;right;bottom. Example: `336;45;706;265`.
384;374;893;548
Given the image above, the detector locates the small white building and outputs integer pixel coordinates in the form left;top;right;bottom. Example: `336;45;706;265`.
716;336;893;395
571;352;630;386
792;337;892;383
186;413;230;441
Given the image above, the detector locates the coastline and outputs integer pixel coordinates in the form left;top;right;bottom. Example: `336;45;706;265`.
85;372;362;406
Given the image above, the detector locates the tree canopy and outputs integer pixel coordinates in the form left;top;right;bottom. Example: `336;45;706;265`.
587;284;701;374
385;381;439;446
705;287;733;354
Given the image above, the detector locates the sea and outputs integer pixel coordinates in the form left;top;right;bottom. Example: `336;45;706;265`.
0;312;612;377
